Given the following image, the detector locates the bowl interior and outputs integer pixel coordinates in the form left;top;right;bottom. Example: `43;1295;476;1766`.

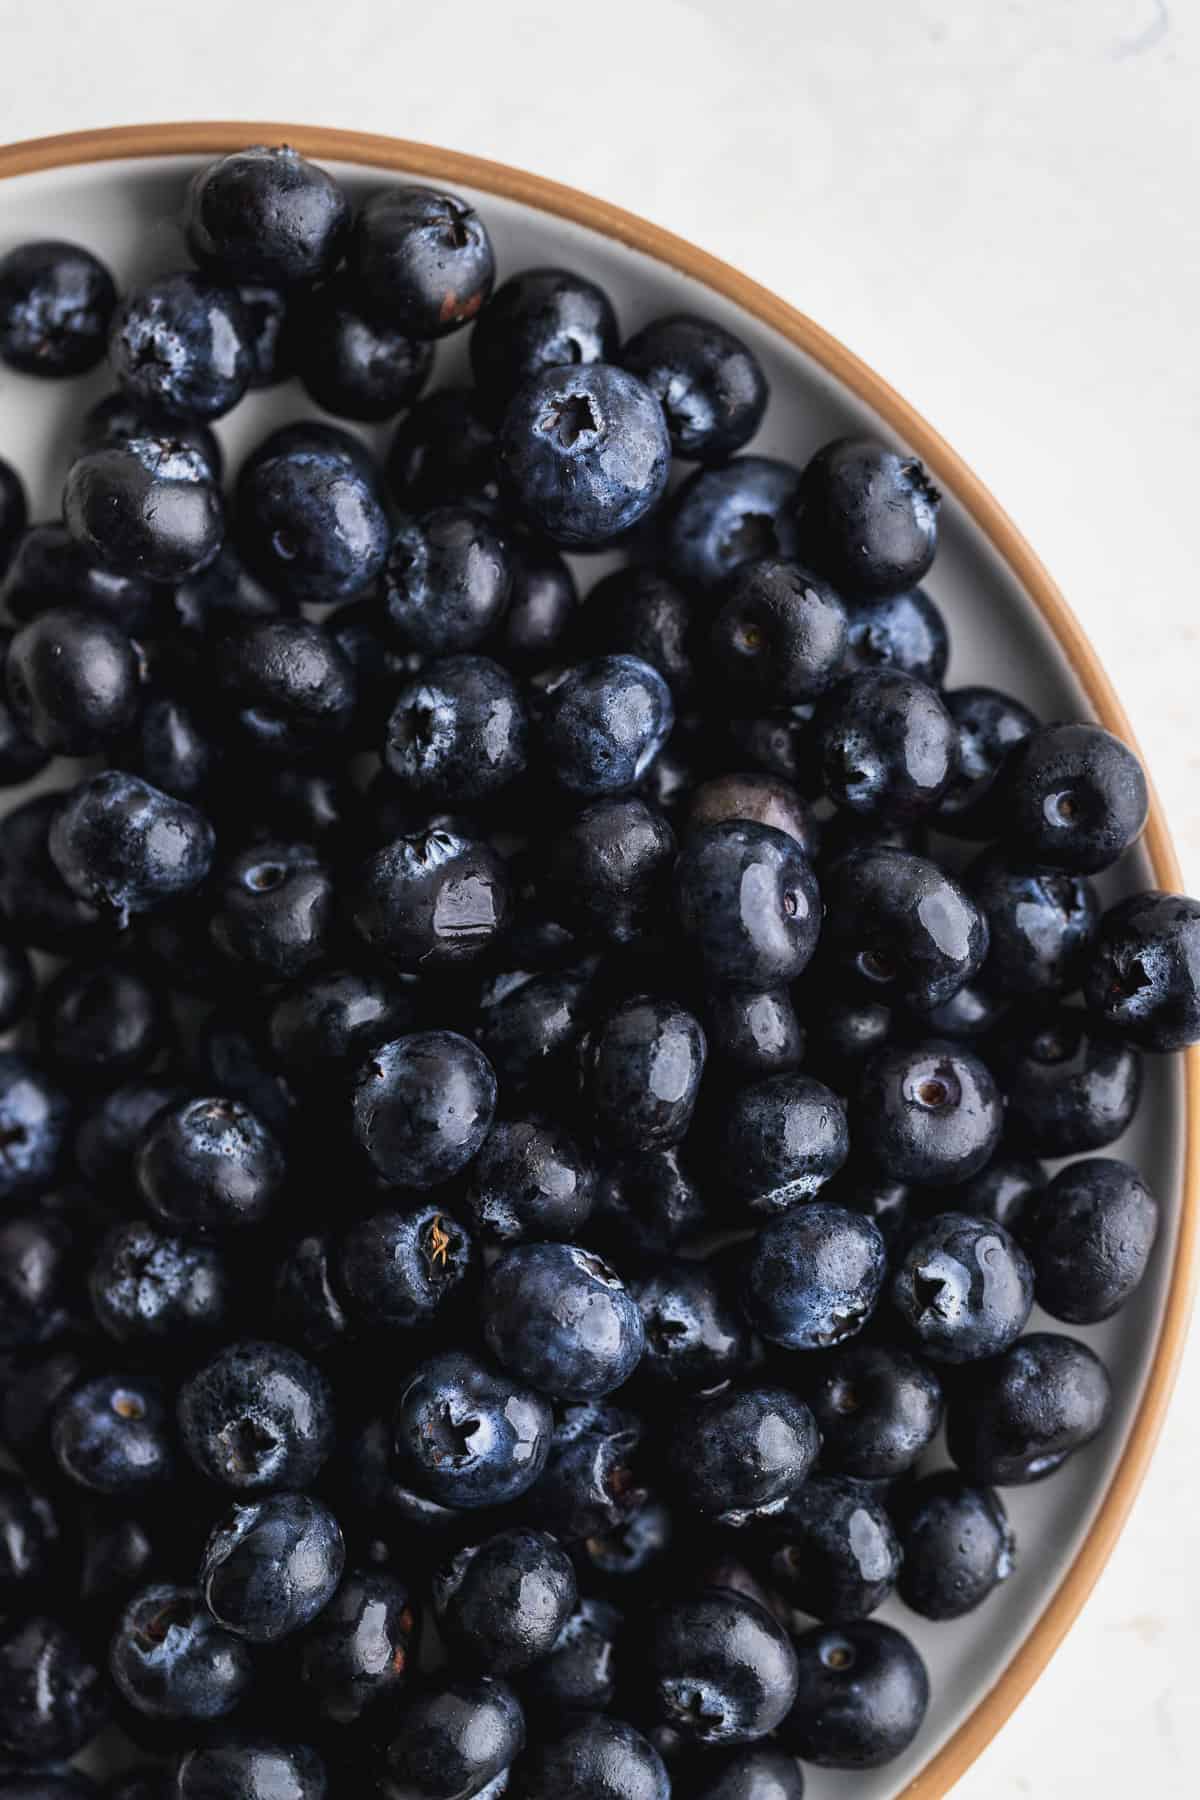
0;148;1187;1800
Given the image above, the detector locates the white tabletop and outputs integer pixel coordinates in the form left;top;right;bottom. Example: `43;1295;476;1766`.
2;1;1197;1792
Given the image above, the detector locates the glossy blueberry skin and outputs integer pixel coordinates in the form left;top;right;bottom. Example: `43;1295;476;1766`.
739;1204;887;1352
175;1741;327;1800
620;312;766;463
89;1220;231;1345
820;849;984;1007
471;267;619;415
48;772;214;927
935;685;1039;837
683;1746;805;1800
496;535;578;667
350;1031;497;1188
462;1117;596;1244
920;977;1011;1042
379;1676;524;1800
537;655;674;797
796;437;940;598
296;1566;416;1725
271;1232;348;1355
800;981;893;1077
186;146;349;284
715;1073;849;1217
387;387;500;511
806;1343;943;1480
521;1597;622;1718
0;240;115;376
768;1476;901;1622
702;986;806;1080
674;820;820;988
201;1493;344;1644
0;1475;59;1602
337;1203;476;1330
6;605;140;752
393;1349;553;1509
235;283;290;386
967;850;1099;996
545;798;675;947
0;1342;90;1471
51;1373;176;1496
820;1164;911;1256
178;1340;334;1493
995;721;1149;873
665;456;805;594
236;442;389;606
266;966;418;1085
581;995;706;1152
945;1149;1044;1235
351;185;495;339
136;1097;284;1235
131;693;218;804
647;1589;797;1748
573;566;694;702
209;842;334;982
168;543;290;643
817;669;957;821
483;1243;645;1400
109;1583;254;1720
0;1617;108;1762
575;1493;673;1583
664;1384;818;1526
516;1716;667;1800
713;559;849;704
190;1022;295;1141
1084;890;1200;1050
0;1052;71;1202
842;585;948;686
892;1212;1033;1363
474;961;597;1095
947;1331;1113;1485
1021;1156;1158;1324
78;390;224;484
995;1006;1142;1155
632;1256;757;1393
3;520;157;636
217;618;358;760
856;1040;1003;1186
0;1212;78;1350
893;1472;1014;1620
64;445;224;584
109;273;252;421
386;655;528;803
383;506;512;653
38;959;164;1084
298;280;433;420
782;1621;929;1770
520;1402;645;1544
434;1529;577;1675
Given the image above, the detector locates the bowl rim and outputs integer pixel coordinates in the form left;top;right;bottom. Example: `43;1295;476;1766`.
0;119;1196;1796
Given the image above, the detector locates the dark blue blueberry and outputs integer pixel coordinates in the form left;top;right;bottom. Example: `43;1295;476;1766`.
621;313;767;463
575;1494;673;1582
496;535;578;668
520;1598;622;1718
0;1474;59;1603
702;985;806;1079
108;1583;254;1720
216;618;358;759
393;1348;553;1509
386;386;500;511
2;520;157;634
893;1472;1014;1620
0;456;28;573
325;598;419;743
855;1041;1003;1185
0;632;50;787
739;1203;887;1351
0;1343;90;1472
473;961;598;1095
664;1384;818;1526
109;272;251;420
483;1242;644;1399
434;1528;577;1675
1021;1156;1158;1323
245;418;380;485
38;959;165;1084
271;1232;348;1355
0;1617;108;1762
0;241;115;376
266;966;419;1087
499;364;670;548
805;1343;943;1479
798;979;893;1077
968;851;1099;995
820;1163;911;1254
665;456;805;594
673;820;820;988
186;146;349;284
514;1716;667;1800
169;543;290;640
337;1203;476;1330
936;684;1039;837
681;1746;805;1800
573;566;695;702
995;721;1149;873
796;437;940;597
136;1096;285;1235
767;1476;901;1621
581;995;706;1151
350;1031;496;1187
190;1022;295;1143
209;842;335;983
0;1053;71;1202
0;1212;79;1350
841;585;948;685
1084;890;1200;1050
130;693;218;804
298;279;433;420
472;267;618;415
178;1340;334;1493
64;443;224;583
379;1676;524;1800
386;655;528;803
943;1148;1044;1234
724;706;817;790
351;185;495;339
333;1413;459;1539
536;655;674;797
713;559;848;704
79;390;224;483
947;1331;1112;1485
781;1621;929;1769
891;1212;1033;1362
51;1372;176;1495
351;828;511;971
714;1072;848;1217
462;1117;596;1244
994;1005;1142;1155
175;1740;327;1800
519;1402;646;1544
236;440;389;605
631;1257;756;1393
236;283;290;386
201;1493;344;1643
646;1590;797;1746
545;798;676;947
6;605;140;753
919;977;1010;1041
298;1566;416;1724
89;1219;231;1345
48;771;214;926
817;669;957;821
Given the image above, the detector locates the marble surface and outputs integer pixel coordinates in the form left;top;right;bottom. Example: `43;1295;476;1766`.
1;1;1197;1793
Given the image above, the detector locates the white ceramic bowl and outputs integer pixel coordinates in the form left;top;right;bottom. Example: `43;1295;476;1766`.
0;126;1194;1799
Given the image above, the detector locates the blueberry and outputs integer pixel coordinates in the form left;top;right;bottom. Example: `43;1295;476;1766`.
271;1233;348;1355
174;1740;327;1800
131;693;218;804
462;1117;596;1244
631;1256;756;1393
799;980;893;1076
473;962;598;1095
497;536;579;668
797;437;940;597
48;771;214;925
0;1343;90;1472
393;1349;553;1509
383;505;512;652
968;851;1099;995
995;1006;1142;1155
0;1474;60;1604
0;457;28;575
514;1716;667;1800
266;966;419;1087
520;1597;622;1718
136;1097;284;1235
820;1163;911;1254
5;605;138;755
236;283;290;386
108;273;251;420
817;669;957;821
39;959;165;1084
947;1331;1113;1484
646;1589;797;1747
536;655;674;797
686;772;817;855
337;1204;476;1330
1021;1156;1158;1323
483;1243;644;1400
386;387;500;511
842;585;949;685
573;567;695;702
351;829;511;972
168;542;289;639
805;1343;943;1479
781;1621;929;1769
892;1212;1033;1362
472;268;619;415
767;1476;901;1621
620;313;766;463
185;147;349;284
297;279;434;420
519;1402;646;1544
665;457;805;593
581;995;706;1151
64;444;225;583
574;1494;674;1583
216;618;358;758
350;1031;496;1187
738;1203;887;1351
724;708;817;789
713;559;848;704
995;721;1149;873
109;1583;254;1720
351;185;495;339
0;1617;108;1762
0;640;50;789
209;842;335;982
201;1493;344;1643
89;1220;231;1345
0;1212;79;1350
714;1072;848;1216
545;798;676;947
0;241;116;377
434;1528;577;1675
0;794;109;956
386;655;528;803
236;441;389;605
298;1566;416;1724
51;1373;176;1495
935;685;1039;837
855;1041;1003;1185
681;1746;805;1800
919;977;1010;1041
378;1676;525;1800
0;1053;71;1202
663;1385;818;1526
702;986;806;1079
190;1023;295;1142
178;1340;334;1492
944;1148;1044;1234
1084;890;1200;1050
78;390;224;484
893;1472;1014;1620
674;821;820;988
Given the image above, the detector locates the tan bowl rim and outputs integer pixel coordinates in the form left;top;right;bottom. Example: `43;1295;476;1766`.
1;120;1196;1797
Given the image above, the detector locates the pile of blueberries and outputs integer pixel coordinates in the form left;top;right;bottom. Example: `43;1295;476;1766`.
0;145;1197;1800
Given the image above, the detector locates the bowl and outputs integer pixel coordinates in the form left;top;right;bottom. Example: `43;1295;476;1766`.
0;122;1195;1798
